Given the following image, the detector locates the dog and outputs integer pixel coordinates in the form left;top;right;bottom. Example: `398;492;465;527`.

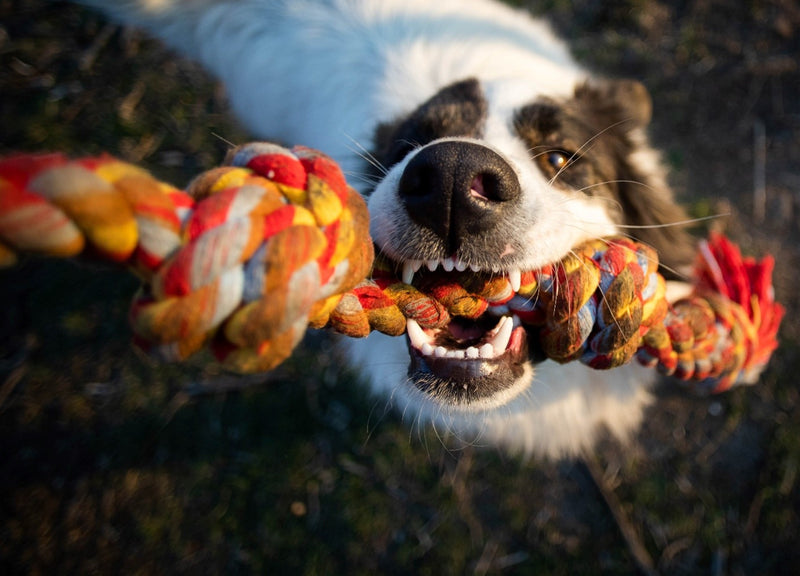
79;0;697;457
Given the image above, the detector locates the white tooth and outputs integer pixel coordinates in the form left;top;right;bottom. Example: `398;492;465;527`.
478;343;494;358
426;260;438;271
488;315;507;337
421;342;434;356
466;346;479;359
406;319;427;348
446;350;462;359
442;257;455;272
455;260;468;272
402;261;419;285
434;346;447;358
508;269;522;292
489;315;514;353
469;262;481;272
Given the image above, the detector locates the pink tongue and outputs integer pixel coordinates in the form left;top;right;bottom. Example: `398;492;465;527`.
508;325;523;351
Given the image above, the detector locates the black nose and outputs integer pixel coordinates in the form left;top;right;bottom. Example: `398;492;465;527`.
397;141;521;249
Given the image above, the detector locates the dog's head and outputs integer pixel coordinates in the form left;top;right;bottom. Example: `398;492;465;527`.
365;77;695;413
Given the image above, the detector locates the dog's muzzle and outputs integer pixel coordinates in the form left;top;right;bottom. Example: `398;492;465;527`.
388;141;535;408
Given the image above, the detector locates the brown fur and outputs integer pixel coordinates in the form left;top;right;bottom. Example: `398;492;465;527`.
514;81;696;278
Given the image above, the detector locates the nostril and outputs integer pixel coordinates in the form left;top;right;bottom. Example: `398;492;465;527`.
469;172;513;203
469;174;489;201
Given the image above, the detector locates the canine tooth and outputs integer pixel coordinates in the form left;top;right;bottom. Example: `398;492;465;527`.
455;260;468;272
466;346;479;359
478;343;494;358
402;260;421;284
508;269;522;292
406;319;428;348
434;346;447;358
442;257;455;272
426;259;438;271
489;314;513;352
487;314;508;337
421;342;434;356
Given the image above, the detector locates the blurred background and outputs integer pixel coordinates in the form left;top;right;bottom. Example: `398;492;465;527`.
1;0;798;573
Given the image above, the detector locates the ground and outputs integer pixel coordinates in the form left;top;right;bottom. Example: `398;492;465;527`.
1;0;799;574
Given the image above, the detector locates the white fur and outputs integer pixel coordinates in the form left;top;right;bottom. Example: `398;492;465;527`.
84;0;584;189
80;0;682;458
344;333;655;457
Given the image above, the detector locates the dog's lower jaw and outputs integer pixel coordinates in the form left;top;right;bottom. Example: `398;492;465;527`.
342;331;655;458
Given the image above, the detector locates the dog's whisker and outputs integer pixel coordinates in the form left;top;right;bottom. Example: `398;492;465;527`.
529;146;581;161
365;391;397;447
603;234;691;283
576;179;657;196
343;133;389;176
612;213;728;229
210;131;238;149
555;222;671;279
526;144;554;155
548;119;634;186
343;170;383;187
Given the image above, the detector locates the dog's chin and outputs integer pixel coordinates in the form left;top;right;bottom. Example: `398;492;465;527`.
405;314;537;411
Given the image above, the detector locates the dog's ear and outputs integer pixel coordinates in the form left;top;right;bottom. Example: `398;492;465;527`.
603;79;653;128
574;79;653;132
575;80;697;279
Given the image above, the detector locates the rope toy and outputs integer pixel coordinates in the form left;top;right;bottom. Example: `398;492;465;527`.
0;143;784;391
0;143;373;372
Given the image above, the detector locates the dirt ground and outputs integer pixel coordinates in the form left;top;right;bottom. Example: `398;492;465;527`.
1;0;799;574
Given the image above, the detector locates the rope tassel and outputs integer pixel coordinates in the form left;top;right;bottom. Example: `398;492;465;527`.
0;143;784;390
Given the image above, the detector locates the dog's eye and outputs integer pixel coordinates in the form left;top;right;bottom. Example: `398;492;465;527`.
537;149;575;178
547;151;571;171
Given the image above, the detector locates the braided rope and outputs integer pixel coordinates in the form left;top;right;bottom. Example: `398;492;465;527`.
0;143;783;390
0;143;373;372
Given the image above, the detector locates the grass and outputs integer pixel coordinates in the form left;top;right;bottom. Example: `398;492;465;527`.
1;0;799;574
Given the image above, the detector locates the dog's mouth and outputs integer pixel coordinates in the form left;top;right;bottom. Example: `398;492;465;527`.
406;313;531;407
407;312;522;363
394;258;540;408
